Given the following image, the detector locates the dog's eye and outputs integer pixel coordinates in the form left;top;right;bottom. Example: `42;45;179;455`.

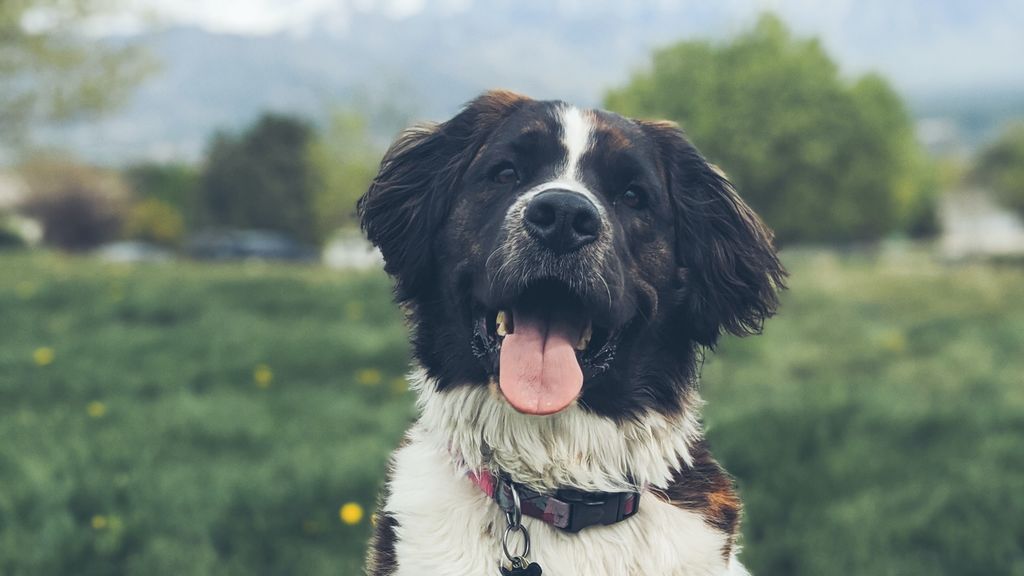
491;163;519;185
619;186;647;209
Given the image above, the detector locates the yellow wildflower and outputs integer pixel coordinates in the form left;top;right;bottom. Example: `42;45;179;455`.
339;502;364;525
91;515;108;530
33;347;55;366
357;369;382;386
253;364;273;388
880;330;907;353
87;401;107;418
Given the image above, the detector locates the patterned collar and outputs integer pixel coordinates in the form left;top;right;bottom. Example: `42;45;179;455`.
468;469;641;533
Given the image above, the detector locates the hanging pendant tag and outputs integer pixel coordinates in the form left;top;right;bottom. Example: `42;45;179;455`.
500;558;542;575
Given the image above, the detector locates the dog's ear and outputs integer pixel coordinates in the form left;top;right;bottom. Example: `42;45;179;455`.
640;120;786;347
359;90;530;300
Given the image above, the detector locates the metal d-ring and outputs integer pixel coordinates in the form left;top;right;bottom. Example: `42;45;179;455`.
501;523;531;564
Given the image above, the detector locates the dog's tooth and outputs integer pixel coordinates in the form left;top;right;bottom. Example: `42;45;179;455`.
496;310;508;336
576;321;593;350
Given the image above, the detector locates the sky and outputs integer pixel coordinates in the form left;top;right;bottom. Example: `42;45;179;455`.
103;0;1023;97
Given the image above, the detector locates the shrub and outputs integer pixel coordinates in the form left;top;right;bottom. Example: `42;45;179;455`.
123;198;185;247
18;157;129;251
0;223;26;249
974;122;1024;218
124;162;200;227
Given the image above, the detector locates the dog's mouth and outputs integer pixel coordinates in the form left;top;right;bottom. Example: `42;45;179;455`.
471;279;620;415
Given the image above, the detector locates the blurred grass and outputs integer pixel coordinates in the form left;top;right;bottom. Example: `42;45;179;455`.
1;249;1022;575
0;252;412;575
704;248;1024;575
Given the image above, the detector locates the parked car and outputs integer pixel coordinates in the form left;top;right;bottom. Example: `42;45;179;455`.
185;230;319;263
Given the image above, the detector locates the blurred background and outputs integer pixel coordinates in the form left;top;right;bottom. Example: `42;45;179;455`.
2;1;1023;574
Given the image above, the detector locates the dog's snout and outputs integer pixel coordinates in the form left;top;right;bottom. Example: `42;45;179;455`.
524;190;601;254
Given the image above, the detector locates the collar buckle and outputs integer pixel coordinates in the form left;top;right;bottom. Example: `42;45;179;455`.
558;489;641;533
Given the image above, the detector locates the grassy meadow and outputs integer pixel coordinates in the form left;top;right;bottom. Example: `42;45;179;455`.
1;249;1022;575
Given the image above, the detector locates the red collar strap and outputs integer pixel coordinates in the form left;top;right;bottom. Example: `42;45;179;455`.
469;469;641;533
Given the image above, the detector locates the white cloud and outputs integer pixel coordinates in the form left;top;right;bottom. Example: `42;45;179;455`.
125;0;354;35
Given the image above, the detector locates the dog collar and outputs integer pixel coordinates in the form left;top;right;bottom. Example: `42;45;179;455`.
468;469;641;533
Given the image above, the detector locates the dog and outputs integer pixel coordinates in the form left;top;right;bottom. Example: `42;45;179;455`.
358;90;785;575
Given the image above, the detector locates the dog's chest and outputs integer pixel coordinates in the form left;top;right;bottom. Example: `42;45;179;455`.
384;432;744;576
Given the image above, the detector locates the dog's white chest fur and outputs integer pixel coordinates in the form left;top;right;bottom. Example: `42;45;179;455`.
385;423;748;576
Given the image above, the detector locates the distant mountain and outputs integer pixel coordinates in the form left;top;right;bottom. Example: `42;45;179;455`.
38;1;1024;165
912;88;1024;150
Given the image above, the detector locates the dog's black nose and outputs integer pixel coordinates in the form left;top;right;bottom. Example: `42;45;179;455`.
524;190;601;254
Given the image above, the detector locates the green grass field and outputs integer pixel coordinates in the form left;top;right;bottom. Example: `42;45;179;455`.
1;249;1022;575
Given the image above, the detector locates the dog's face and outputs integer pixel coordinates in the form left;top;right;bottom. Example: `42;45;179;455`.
360;91;784;419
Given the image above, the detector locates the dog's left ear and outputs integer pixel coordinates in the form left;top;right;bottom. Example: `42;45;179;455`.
640;120;787;347
359;90;530;301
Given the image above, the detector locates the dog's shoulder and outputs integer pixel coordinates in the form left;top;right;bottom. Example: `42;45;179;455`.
649;439;743;560
365;434;413;576
366;510;399;576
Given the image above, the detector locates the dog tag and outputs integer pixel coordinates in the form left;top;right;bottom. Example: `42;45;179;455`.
500;561;542;576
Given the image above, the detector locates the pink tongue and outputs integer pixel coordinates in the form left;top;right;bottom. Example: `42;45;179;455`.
498;316;583;415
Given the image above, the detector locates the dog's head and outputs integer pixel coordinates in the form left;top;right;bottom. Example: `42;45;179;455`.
360;90;784;420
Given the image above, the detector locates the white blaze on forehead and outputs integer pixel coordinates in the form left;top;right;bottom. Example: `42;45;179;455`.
500;103;608;234
559;105;594;183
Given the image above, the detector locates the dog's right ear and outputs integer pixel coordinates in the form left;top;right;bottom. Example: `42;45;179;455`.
359;90;529;300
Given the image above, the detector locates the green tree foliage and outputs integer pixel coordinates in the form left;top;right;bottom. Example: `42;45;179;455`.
198;114;321;245
974;122;1024;218
309;110;380;236
605;14;936;244
1;0;152;142
123;197;185;247
125;162;199;227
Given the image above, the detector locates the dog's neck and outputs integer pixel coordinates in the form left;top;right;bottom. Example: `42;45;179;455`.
410;368;703;493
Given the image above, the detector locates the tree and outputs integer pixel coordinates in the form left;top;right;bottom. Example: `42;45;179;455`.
198;114;321;244
974;122;1024;218
1;0;151;143
309;110;380;237
605;14;936;244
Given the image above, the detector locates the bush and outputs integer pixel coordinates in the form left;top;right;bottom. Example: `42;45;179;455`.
605;14;936;244
974;122;1024;218
124;162;200;228
0;224;26;249
123;198;185;247
17;157;129;251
